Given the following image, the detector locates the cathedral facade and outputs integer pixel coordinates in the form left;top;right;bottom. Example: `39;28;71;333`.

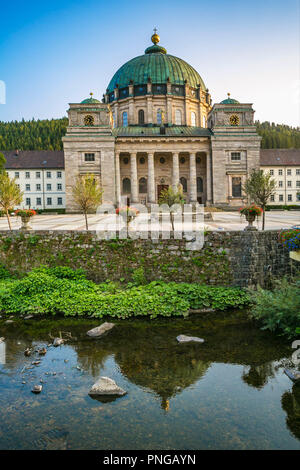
63;32;261;211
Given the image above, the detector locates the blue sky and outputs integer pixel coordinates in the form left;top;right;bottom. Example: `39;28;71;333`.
0;0;299;126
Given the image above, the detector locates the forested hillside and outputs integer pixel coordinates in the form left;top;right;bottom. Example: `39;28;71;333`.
255;121;300;149
0;117;299;150
0;118;68;151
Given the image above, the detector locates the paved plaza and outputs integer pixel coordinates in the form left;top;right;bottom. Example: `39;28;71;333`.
0;210;298;232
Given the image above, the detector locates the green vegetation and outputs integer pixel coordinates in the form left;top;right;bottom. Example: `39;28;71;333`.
255;121;300;149
0;171;23;230
251;276;300;338
243;169;276;230
0;118;68;151
0;266;250;319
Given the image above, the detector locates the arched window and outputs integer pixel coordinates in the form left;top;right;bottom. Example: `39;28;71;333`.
180;177;187;193
139;177;147;194
122;178;131;194
122;111;128;127
157;109;162;125
138;109;145;125
197;177;203;193
202;116;206;128
112;112;116;128
191;112;196;127
175;109;182;125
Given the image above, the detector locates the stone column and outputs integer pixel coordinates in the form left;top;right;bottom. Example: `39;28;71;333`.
172;153;179;190
148;153;155;203
189;153;197;203
115;152;121;206
130;153;138;204
206;152;212;204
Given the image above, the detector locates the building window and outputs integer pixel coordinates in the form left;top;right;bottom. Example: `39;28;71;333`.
288;194;292;201
47;197;52;206
57;183;62;191
26;198;31;206
36;184;41;191
296;169;300;175
15;172;19;178
278;181;283;187
36;198;41;206
269;169;274;175
287;181;292;187
160;157;165;164
287;169;291;176
231;152;241;161
191;112;196;127
139;157;145;164
138;110;145;125
25;184;30;191
57;171;62;178
112;112;116;128
46;171;51;178
296;181;300;187
279;195;284;202
139;177;147;194
47;184;52;191
36;171;41;178
180;177;187;193
180;157;186;164
232;177;242;197
270;195;275;202
197;177;203;193
84;153;95;162
157;109;162;125
297;193;300;201
202;116;206;127
123;157;129;165
57;197;63;205
175;109;182;125
278;169;283;176
122;112;128;127
25;172;30;179
122;178;131;194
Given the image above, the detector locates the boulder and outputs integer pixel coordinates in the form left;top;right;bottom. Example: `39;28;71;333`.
88;377;126;398
87;322;115;338
5;320;14;324
32;385;43;394
53;338;64;347
176;334;204;343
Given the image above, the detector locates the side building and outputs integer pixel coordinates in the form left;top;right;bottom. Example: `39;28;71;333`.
2;150;65;211
260;149;300;206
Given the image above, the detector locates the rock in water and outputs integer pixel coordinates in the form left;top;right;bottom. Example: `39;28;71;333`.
88;377;126;397
284;368;300;382
87;322;115;338
53;338;64;347
32;385;43;394
176;334;204;343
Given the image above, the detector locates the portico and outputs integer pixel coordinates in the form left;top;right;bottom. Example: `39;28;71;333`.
115;142;211;206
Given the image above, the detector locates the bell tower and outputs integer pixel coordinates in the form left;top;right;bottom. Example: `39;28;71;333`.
62;93;115;212
208;93;261;207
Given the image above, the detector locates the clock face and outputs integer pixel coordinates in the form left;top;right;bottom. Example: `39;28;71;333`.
230;114;239;126
84;114;94;126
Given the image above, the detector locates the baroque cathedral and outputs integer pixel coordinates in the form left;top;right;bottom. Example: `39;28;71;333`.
63;31;261;211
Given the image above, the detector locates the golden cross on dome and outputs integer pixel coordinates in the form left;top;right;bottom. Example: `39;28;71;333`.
227;92;230;97
90;92;93;97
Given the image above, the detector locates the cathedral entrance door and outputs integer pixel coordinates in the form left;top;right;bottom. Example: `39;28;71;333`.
157;184;169;200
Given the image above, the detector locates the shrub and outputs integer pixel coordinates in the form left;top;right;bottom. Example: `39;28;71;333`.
279;229;300;251
250;276;300;338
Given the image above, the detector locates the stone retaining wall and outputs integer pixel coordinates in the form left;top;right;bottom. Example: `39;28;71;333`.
0;230;293;288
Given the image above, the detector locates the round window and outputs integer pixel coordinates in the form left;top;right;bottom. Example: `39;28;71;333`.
160;157;165;164
196;157;201;164
139;157;145;164
123;157;129;165
180;157;186;164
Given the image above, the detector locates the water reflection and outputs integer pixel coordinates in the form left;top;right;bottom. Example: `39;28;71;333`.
0;313;299;449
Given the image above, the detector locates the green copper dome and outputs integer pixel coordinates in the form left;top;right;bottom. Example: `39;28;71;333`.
81;93;100;104
107;34;206;94
220;93;239;104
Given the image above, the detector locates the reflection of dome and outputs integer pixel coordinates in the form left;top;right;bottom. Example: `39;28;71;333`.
220;93;239;104
107;33;206;94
